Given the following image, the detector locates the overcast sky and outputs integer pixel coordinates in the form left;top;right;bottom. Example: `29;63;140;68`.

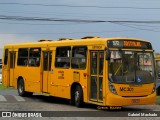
0;0;160;52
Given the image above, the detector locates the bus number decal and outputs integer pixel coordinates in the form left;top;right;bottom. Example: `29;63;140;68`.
112;41;120;46
92;45;102;49
120;87;134;92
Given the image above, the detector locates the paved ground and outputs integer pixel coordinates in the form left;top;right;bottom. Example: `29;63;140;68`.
0;89;159;120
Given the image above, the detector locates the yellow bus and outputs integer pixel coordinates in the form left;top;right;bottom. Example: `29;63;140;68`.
2;36;156;107
154;55;160;95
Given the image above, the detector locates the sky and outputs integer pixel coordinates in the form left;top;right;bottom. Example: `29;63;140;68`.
0;0;160;54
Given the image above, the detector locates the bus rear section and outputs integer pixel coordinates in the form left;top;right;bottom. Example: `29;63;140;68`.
2;49;16;87
105;40;156;106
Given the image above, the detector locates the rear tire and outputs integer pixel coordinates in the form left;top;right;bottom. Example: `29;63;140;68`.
74;85;83;107
17;79;33;97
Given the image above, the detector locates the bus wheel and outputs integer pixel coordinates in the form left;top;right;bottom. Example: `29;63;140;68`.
17;79;28;97
74;85;83;107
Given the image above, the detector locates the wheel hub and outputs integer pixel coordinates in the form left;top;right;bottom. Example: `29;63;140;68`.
75;91;79;102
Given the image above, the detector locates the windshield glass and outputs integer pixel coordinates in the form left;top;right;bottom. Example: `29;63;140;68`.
109;50;155;84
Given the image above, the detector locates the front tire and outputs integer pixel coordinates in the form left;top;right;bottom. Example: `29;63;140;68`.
74;85;83;107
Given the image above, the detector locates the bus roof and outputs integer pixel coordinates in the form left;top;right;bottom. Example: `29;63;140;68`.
4;37;150;47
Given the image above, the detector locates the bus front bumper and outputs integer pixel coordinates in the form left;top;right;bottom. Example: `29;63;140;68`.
106;92;156;106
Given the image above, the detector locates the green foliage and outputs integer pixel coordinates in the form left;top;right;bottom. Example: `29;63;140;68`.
156;96;160;104
0;84;12;90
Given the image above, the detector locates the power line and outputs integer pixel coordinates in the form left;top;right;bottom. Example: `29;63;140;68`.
1;15;160;33
0;21;92;26
0;15;105;23
118;23;160;28
0;8;159;16
1;15;160;24
0;2;160;9
112;22;160;32
109;21;160;24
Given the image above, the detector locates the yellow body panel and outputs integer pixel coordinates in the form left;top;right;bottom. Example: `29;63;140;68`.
42;71;49;92
2;64;9;87
106;92;156;106
15;67;41;92
9;69;14;86
114;83;154;96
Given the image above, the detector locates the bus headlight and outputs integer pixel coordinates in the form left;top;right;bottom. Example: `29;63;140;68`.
152;84;156;94
109;82;117;95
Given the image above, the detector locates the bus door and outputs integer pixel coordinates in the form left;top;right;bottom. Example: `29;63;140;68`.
42;51;52;93
90;51;104;102
2;49;9;87
9;52;16;87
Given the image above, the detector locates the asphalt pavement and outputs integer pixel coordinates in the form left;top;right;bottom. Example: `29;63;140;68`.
0;89;159;120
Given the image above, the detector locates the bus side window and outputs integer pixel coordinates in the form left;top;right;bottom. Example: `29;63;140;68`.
28;48;41;67
17;48;28;66
55;46;71;68
71;46;87;69
4;49;8;65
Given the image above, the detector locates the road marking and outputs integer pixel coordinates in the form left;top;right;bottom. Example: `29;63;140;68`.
13;95;25;102
0;95;7;101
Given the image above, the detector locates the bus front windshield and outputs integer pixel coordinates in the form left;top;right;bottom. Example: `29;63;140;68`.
109;51;155;84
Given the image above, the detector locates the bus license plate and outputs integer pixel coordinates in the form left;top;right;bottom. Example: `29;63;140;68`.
132;99;140;103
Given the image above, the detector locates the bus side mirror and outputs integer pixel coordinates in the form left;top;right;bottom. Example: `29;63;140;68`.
106;49;111;60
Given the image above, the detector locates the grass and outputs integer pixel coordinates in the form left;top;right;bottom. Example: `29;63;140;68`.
156;96;160;105
0;84;13;90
